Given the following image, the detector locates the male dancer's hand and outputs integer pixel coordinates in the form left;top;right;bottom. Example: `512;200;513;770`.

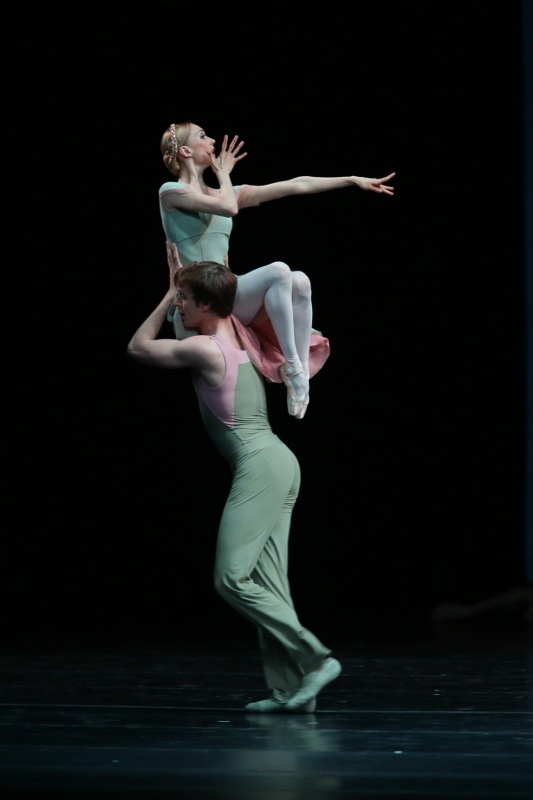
166;241;183;290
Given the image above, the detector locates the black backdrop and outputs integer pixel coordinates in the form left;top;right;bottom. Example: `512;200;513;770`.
5;3;528;643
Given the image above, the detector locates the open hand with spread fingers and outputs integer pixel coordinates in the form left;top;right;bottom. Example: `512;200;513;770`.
165;240;183;291
212;134;248;175
358;172;396;195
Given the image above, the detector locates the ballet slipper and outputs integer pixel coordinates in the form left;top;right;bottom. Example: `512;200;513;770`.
244;696;317;713
285;658;342;710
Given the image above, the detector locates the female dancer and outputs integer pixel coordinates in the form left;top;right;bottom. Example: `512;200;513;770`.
159;122;395;418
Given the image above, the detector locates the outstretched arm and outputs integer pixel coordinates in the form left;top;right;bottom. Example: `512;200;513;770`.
238;173;396;207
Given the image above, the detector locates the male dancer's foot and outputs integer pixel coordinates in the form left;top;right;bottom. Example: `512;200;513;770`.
285;658;342;711
245;696;317;713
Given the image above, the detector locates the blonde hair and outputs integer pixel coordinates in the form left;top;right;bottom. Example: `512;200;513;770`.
160;122;191;177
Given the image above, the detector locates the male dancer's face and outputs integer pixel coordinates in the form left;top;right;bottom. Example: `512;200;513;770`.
175;285;205;330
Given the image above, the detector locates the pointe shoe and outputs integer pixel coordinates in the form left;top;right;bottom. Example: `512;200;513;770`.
279;360;308;418
294;360;310;419
285;658;342;711
294;399;308;420
295;404;307;420
244;696;317;713
294;392;309;420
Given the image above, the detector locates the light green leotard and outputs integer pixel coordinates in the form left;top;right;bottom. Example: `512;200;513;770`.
159;180;237;265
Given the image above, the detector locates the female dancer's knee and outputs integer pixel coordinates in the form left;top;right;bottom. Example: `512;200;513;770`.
266;260;292;286
291;271;312;302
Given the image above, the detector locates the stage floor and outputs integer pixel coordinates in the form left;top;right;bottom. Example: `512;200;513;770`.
1;618;532;799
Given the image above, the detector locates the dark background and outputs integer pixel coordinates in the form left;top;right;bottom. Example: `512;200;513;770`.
5;3;529;644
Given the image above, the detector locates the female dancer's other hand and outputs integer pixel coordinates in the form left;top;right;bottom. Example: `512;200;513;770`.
359;172;396;195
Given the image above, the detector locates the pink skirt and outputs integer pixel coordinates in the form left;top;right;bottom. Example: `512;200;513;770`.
232;316;330;383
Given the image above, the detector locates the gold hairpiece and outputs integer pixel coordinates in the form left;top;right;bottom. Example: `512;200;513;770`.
169;124;179;158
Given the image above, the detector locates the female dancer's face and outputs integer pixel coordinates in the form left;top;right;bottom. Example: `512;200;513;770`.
185;124;216;166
